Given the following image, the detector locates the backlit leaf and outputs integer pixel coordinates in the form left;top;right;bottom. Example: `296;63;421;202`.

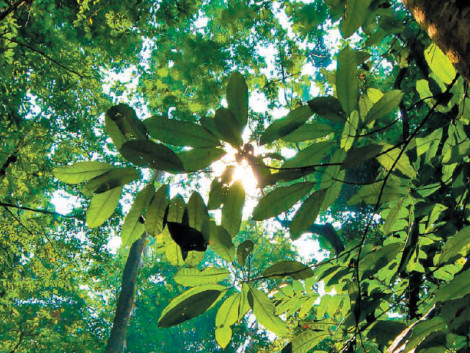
282;122;335;142
226;71;249;130
174;267;230;287
282;141;335;169
248;286;288;335
86;187;122;228
439;226;470;264
214;108;243;147
186;192;209;231
81;168;140;196
145;184;169;237
337;46;358;115
307;96;345;123
53;161;114;184
424;43;456;84
340;0;373;38
289;189;327;240
178;148;225;172
222;181;245;237
261;260;314;280
215;293;241;348
237;240;254;267
364;90;403;124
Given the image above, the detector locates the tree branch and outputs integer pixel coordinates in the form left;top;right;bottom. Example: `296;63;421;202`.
0;201;82;219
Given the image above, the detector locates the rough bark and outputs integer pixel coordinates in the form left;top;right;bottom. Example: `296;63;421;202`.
105;234;147;353
403;0;470;81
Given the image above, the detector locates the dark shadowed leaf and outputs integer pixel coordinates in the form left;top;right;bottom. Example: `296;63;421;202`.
178;148;225;172
337;46;358;115
237;240;254;267
145;184;169;236
214;108;243;147
226;71;249;130
82;168;140;196
289;189;327;240
261;260;314;280
307;96;346;123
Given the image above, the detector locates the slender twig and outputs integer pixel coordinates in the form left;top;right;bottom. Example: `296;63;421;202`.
0;201;81;219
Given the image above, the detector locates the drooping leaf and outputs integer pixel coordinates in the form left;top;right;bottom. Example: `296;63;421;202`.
340;110;359;152
119;139;184;173
261;260;314;280
143;116;220;148
307;96;345;123
424;43;456;84
289;189;327;240
204;221;235;263
340;0;373;38
376;144;417;179
237;240;254;267
186;192;209;231
260;105;313;145
282;141;335;169
174;267;230;287
364;90;404;124
105;104;147;149
222;180;245;237
226;71;249;130
336;46;358;116
53;161;115;184
158;285;225;328
439;226;470;264
215;293;241;348
121;184;155;247
214;108;243;147
178;148;225;172
86;187;122;228
145;184;170;236
81;168;140;196
253;182;314;220
248;286;288;335
282;122;335;142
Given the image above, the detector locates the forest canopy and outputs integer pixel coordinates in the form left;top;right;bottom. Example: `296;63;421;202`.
2;0;470;352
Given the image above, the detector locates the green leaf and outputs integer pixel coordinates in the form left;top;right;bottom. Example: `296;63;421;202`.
282;122;335;142
86;187;122;228
340;110;359;152
261;260;314;280
253;182;314;220
158;285;225;328
289;330;326;353
341;144;383;169
340;0;373;38
289;189;327;240
434;268;470;303
237;240;254;267
145;185;169;236
81;168;140;196
403;317;447;353
364;90;404;124
178;148;225;172
121;184;154;247
186;192;209;231
376;144;416;179
248;286;288;335
307;96;345;123
53;161;115;184
226;71;249;130
359;242;402;279
204;221;235;262
119;139;184;173
282;141;335;169
215;293;241;348
174;267;230;287
383;198;405;235
337;46;358;115
260;106;313;145
143;116;220;148
439;226;470;264
424;43;456;84
214;108;243;147
105;104;147;149
208;179;227;210
368;320;407;346
222;180;245;237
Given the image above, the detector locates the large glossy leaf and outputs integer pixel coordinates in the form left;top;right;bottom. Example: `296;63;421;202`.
282;122;335;142
214;108;243;148
260;106;313;145
337;46;358;116
143;116;220;148
340;0;373;38
86;187;122;228
186;192;209;231
53;161;115;184
119;139;184;173
158;285;225;328
203;221;235;262
282;141;335;169
174;267;230;287
364;90;404;124
307;96;345;123
121;184;154;247
439;226;470;264
178;148;225;172
424;43;456;84
145;184;169;236
261;260;314;280
236;240;254;267
81;168;140;196
226;71;248;130
105;104;147;149
248;286;288;335
222;180;245;237
215;293;241;348
253;182;314;220
289;189;327;240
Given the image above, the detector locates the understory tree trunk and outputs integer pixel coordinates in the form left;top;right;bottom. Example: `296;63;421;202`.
403;0;470;81
105;234;147;353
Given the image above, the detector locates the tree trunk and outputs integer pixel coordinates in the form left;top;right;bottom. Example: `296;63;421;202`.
403;0;470;81
105;234;147;353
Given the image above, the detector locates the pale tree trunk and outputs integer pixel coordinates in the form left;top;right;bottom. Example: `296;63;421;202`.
105;234;147;353
402;0;470;81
